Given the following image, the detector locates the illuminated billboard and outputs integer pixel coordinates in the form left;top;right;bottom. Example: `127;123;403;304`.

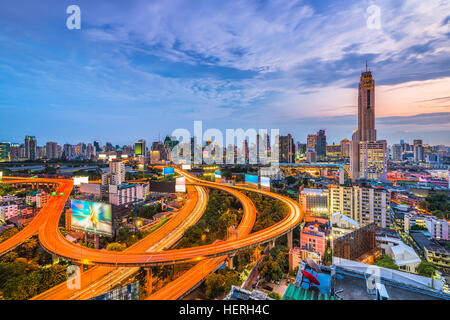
163;167;175;175
175;177;186;193
215;171;222;179
71;200;113;236
261;177;271;188
245;174;258;185
73;176;89;186
182;164;191;170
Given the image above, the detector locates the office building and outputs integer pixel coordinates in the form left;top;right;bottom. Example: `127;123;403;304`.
9;143;20;161
306;149;317;163
93;140;101;152
135;139;146;157
24;136;37;160
358;140;388;180
299;188;329;217
86;143;96;160
300;222;328;260
45;142;58;160
279;134;295;163
328;184;391;228
413;140;425;162
109;183;149;206
315;130;327;160
392;144;402;161
340;139;351;159
404;213;449;240
350;65;387;180
326;144;341;160
307;134;316;150
0;142;10;161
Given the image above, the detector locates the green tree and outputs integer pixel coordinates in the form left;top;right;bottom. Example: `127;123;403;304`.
286;176;297;185
259;256;284;281
410;224;428;231
0;228;19;243
205;270;240;299
416;261;436;278
374;256;398;270
268;292;282;300
106;242;127;252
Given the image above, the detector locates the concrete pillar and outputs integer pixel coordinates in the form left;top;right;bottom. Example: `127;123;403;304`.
268;239;275;250
145;268;153;294
94;234;100;250
227;256;234;270
287;230;293;249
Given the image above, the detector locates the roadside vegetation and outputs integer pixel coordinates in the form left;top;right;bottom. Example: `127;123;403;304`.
176;189;242;249
0;235;67;300
419;193;449;220
241;191;289;233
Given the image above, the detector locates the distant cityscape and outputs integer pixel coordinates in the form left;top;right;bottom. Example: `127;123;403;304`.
1;68;449;301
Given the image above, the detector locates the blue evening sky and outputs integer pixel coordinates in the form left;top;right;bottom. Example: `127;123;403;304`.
0;0;449;146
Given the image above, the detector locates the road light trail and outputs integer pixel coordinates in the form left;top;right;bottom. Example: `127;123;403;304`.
33;185;207;300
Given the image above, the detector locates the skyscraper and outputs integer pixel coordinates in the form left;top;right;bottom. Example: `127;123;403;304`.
340;139;351;159
350;64;387;180
413;139;425;162
392;144;403;162
24;136;37;160
307;134;316;150
135;140;146;157
0;142;10;161
315;130;327;160
10;143;20;161
46;142;58;160
93;140;101;152
279;134;295;163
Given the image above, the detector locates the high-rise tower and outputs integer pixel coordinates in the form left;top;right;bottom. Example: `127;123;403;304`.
350;64;387;181
25;136;37;160
357;63;377;142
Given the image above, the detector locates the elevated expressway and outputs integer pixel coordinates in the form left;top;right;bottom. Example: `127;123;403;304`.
0;178;73;256
36;175;301;267
32;184;208;300
35;177;257;300
3;171;302;267
1;169;303;299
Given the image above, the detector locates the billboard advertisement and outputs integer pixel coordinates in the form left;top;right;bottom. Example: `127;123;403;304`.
176;177;186;193
150;180;176;193
245;174;258;185
261;176;271;188
182;164;191;170
215;171;222;179
73;176;89;186
70;200;113;236
163;167;175;175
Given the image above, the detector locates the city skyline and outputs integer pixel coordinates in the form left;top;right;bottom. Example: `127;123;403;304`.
0;0;449;145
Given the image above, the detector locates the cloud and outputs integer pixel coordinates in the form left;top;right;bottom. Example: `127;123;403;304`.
0;0;449;145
